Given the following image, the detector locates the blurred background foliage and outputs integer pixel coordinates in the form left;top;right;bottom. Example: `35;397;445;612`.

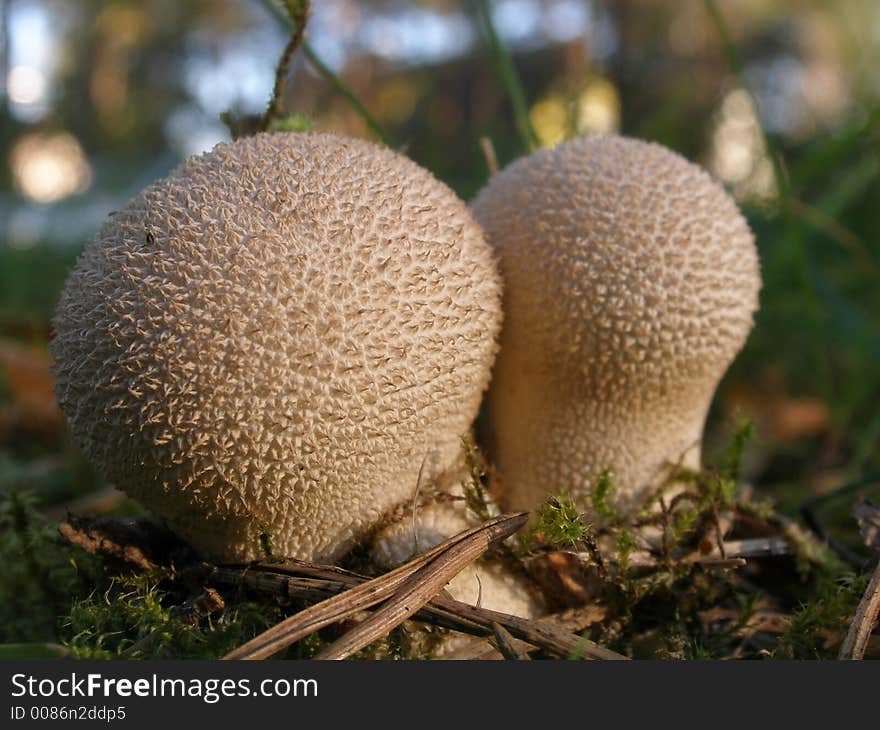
0;0;878;581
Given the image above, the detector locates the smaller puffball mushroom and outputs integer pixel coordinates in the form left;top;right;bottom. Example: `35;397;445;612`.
472;134;761;516
371;483;543;619
51;132;502;563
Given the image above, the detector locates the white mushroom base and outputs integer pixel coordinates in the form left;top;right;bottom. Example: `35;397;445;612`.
370;486;542;621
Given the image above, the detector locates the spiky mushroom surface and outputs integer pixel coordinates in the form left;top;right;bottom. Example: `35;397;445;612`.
51;132;501;562
472;134;760;515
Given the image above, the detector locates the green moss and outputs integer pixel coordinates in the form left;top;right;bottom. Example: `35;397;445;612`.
0;487;287;659
268;113;315;133
62;574;279;660
783;520;849;579
719;418;755;481
771;572;868;659
258;528;274;559
518;496;588;554
615;528;636;577
351;623;448;661
0;488;104;644
460;434;493;522
591;469;619;521
509;422;870;659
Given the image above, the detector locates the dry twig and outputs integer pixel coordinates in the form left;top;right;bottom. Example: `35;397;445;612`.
58;518;155;571
222;513;525;660
427;594;624;660
854;498;880;553
313;514;525;660
839;559;880;660
479;137;499;177
262;1;311;130
491;621;531;660
213;563;617;659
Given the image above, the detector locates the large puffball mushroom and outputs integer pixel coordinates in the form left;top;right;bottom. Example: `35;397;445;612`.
472;134;761;516
51;131;502;563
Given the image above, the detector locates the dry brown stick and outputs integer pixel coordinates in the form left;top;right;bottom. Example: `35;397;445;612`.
250;558;365;586
58;520;155;571
215;567;487;637
58;513;621;660
213;569;350;605
839;559;880;660
262;1;311;130
722;537;789;558
436;604;607;661
692;557;747;569
436;637;519;660
442;603;608;661
223;513;526;660
591;536;790;571
313;513;527;660
213;565;622;660
429;594;626;660
491;622;530;660
679;536;787;566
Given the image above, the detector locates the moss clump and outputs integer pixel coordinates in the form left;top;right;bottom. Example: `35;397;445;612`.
510;424;865;660
520;496;589;552
461;434;493;522
62;574;281;660
350;623;448;661
0;487;296;659
268;113;315;133
591;469;619;521
0;488;103;644
770;572;869;659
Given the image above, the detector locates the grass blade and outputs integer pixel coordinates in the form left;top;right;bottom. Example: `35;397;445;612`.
474;0;539;153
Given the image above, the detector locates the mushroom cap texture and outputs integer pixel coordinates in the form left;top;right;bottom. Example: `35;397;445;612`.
51;132;502;562
471;134;760;514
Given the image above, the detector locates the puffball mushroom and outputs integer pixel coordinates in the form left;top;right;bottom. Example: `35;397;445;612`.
472;134;760;515
371;487;543;618
51;131;502;563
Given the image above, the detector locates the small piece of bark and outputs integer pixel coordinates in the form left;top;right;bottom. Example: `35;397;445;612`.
854;498;880;553
59;519;155;571
169;588;225;625
524;551;602;607
58;514;195;570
